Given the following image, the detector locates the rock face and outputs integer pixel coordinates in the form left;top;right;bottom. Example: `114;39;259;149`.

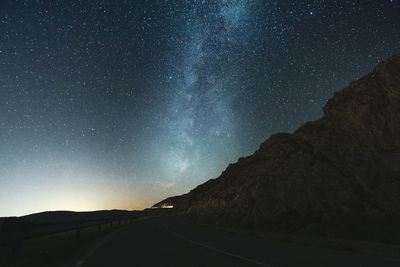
154;55;400;238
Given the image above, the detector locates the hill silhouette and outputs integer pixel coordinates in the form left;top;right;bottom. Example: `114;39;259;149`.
154;54;400;242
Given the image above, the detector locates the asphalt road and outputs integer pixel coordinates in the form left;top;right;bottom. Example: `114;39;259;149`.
77;216;399;267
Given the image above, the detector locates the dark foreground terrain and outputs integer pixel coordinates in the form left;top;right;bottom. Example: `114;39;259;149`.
70;216;399;267
0;209;168;266
1;215;399;266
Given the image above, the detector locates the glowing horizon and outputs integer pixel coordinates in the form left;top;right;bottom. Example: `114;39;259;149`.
1;1;399;217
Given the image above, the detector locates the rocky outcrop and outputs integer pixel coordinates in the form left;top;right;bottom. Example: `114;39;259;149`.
154;55;400;239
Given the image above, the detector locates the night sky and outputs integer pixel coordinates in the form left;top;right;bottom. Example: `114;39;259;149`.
1;0;399;216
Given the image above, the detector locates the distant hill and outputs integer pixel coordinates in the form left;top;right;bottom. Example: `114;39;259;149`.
21;210;141;224
0;209;163;244
154;54;400;242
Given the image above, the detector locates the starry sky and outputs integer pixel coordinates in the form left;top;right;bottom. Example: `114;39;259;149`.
1;0;399;216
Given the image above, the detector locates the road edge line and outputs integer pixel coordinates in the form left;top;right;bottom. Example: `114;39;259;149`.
165;227;274;267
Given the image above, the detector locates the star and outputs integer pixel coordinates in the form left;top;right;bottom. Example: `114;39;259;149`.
0;0;399;216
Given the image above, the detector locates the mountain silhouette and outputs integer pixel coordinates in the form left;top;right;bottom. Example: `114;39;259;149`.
154;54;400;241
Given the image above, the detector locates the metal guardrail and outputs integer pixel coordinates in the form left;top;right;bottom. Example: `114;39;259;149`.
0;216;142;267
0;216;138;246
0;208;172;246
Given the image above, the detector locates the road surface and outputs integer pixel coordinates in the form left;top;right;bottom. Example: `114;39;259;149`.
75;216;399;267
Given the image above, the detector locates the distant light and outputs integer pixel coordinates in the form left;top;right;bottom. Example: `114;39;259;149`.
161;204;173;209
309;11;314;15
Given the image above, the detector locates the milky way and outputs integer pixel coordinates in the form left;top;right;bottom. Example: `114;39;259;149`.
1;0;399;216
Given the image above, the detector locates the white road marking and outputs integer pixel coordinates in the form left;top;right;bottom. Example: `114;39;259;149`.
75;232;115;267
166;227;274;267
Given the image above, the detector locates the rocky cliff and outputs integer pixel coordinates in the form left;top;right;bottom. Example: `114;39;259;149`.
154;55;400;239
